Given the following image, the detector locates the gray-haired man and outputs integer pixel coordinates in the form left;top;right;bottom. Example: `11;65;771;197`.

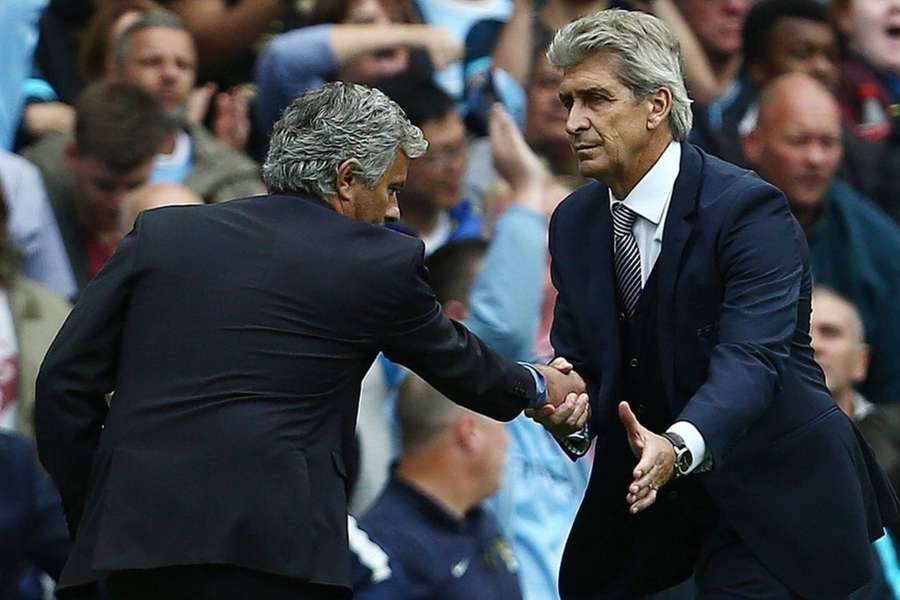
542;8;897;600
34;82;588;600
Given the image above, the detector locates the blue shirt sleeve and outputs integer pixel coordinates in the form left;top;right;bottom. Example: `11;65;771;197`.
254;25;337;137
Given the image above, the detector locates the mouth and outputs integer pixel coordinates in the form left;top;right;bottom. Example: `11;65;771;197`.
887;25;900;40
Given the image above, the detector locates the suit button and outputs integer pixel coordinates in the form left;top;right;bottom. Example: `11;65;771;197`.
618;312;626;322
629;358;639;368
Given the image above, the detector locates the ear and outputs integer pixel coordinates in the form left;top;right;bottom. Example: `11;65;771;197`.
443;299;471;322
852;343;870;384
454;413;478;453
331;159;361;216
742;127;763;166
646;87;673;132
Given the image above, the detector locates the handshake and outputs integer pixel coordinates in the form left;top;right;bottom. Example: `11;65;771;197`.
526;357;590;438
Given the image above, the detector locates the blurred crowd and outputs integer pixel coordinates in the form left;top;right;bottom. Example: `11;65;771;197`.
1;0;899;598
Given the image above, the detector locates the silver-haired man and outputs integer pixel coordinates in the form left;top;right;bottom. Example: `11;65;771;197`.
33;81;588;600
541;9;898;599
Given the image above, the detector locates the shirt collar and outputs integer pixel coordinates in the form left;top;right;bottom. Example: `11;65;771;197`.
608;141;681;227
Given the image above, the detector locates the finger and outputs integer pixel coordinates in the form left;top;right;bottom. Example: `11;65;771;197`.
630;489;658;514
550;356;573;374
630;462;660;495
546;394;578;425
618;401;643;442
626;483;653;504
632;446;660;481
566;394;589;428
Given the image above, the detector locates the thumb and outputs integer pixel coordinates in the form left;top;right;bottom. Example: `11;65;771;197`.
618;401;643;443
549;356;573;374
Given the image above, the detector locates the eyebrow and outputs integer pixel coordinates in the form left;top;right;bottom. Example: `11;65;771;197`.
559;85;614;99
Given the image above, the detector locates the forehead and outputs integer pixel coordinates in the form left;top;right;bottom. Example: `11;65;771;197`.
812;293;855;328
421;111;465;143
558;53;626;95
129;26;195;54
765;88;841;132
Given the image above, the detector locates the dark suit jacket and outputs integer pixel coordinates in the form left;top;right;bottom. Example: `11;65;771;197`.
33;193;537;591
549;143;899;599
0;432;70;600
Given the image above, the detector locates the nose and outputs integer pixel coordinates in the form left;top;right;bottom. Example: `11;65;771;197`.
565;103;589;137
811;55;837;89
384;197;401;222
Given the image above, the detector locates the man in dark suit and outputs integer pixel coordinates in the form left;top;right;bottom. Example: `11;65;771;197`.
540;9;899;599
33;81;589;600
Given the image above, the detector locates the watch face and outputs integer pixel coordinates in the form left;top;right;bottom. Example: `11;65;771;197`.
677;450;692;474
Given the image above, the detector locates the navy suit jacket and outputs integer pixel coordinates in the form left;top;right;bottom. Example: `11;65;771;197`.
33;193;538;591
0;432;69;600
549;143;899;599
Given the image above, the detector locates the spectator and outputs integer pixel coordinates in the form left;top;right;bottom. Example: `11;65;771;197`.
378;75;482;254
359;374;522;600
254;0;460;146
349;515;411;599
157;0;297;87
24;82;171;294
677;0;752;133
0;432;70;598
0;0;50;150
810;286;900;600
79;0;162;84
119;183;203;234
0;184;70;438
105;10;263;202
692;0;839;164
465;36;584;207
743;72;900;405
831;0;900;223
0;151;76;299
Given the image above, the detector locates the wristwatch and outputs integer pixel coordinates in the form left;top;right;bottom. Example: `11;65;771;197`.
662;431;692;478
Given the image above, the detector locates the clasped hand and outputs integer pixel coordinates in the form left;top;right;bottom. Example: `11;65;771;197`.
525;357;590;437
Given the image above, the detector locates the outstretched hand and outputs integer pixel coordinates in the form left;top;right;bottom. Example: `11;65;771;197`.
526;357;590;437
619;402;676;514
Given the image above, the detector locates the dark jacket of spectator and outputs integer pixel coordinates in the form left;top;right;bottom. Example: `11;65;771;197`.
808;179;900;405
0;432;70;599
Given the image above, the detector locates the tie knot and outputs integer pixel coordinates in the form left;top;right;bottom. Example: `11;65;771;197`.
612;202;638;237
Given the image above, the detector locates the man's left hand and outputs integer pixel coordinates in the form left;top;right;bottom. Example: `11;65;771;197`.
619;401;676;514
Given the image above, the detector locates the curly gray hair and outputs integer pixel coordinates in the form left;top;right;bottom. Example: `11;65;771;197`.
262;82;428;198
547;9;692;141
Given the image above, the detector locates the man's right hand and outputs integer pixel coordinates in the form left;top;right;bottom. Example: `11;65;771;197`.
527;358;589;437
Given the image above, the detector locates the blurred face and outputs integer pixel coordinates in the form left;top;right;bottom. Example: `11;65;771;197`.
559;52;656;185
340;0;409;82
811;292;868;399
526;55;569;153
66;151;154;236
744;86;843;213
117;27;197;115
346;150;409;224
679;0;751;58
472;416;510;499
401;111;468;210
752;18;839;90
841;0;900;75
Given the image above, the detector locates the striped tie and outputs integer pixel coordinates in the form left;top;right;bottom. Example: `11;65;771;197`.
612;202;642;317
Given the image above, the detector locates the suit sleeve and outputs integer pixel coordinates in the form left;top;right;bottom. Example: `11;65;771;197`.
34;215;143;533
379;242;536;422
678;181;802;465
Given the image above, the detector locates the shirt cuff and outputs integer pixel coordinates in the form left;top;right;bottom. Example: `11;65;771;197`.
519;363;547;409
667;421;707;474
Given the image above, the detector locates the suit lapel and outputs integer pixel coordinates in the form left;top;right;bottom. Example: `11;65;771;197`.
584;189;621;414
657;143;703;406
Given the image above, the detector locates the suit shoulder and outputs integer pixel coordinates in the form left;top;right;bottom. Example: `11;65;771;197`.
552;180;606;226
694;149;785;217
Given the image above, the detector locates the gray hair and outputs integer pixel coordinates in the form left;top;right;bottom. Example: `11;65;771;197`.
396;374;464;454
262;82;428;199
114;9;191;68
548;9;692;141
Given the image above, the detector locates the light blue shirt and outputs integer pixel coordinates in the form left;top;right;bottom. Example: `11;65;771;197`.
0;0;49;150
466;205;591;600
0;151;77;299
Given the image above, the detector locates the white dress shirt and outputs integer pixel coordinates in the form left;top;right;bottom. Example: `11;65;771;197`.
608;142;707;473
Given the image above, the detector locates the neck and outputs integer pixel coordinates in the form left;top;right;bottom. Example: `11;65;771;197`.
709;52;742;89
608;135;672;200
159;130;178;155
396;452;479;520
792;203;822;233
399;199;443;237
834;388;857;419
